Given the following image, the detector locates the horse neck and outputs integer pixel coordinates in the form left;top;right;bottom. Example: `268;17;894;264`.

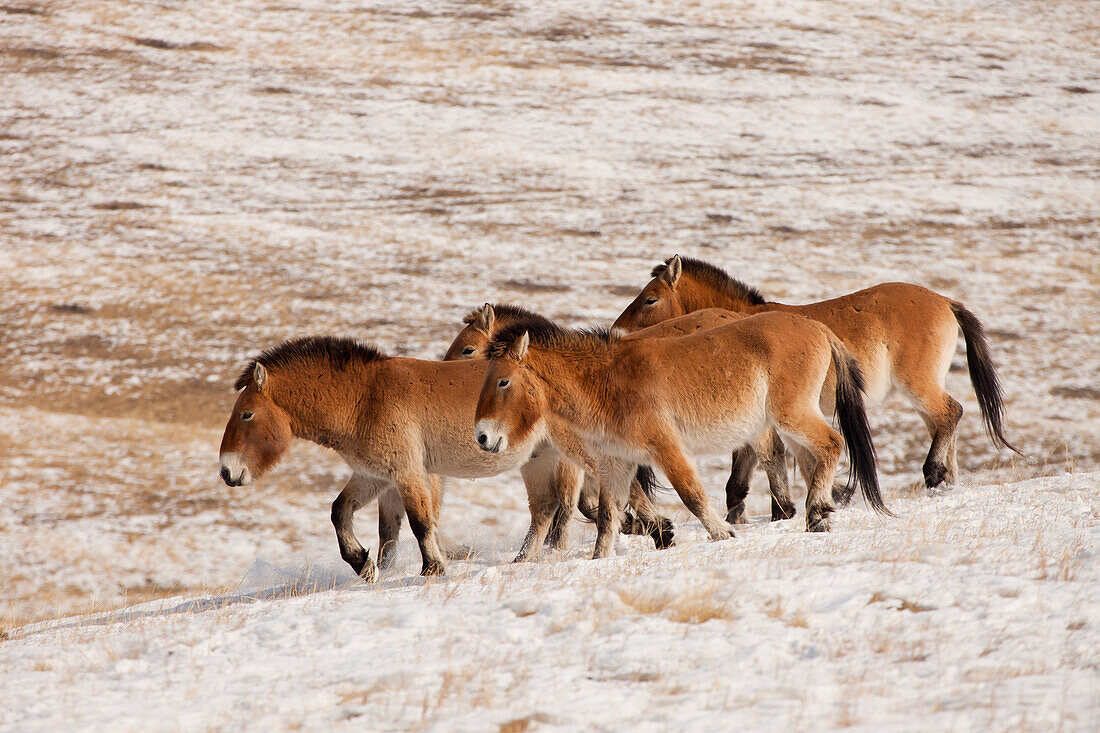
681;274;766;314
270;363;371;445
527;348;609;432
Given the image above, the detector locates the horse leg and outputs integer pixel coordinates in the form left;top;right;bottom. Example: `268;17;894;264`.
779;420;843;533
649;431;732;541
515;450;561;562
945;434;959;485
546;458;583;551
724;447;756;525
761;430;796;520
593;458;633;559
331;474;388;581
394;469;447;576
628;475;675;549
908;387;963;492
576;472;599;522
376;487;404;572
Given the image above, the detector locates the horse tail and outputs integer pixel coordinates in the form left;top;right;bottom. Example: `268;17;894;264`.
829;335;892;516
635;465;658;499
950;302;1020;454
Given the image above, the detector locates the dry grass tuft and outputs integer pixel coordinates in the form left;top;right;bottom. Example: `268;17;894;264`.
617;582;736;624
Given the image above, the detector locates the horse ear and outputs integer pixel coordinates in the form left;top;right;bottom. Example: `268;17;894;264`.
507;331;530;362
661;254;682;287
474;303;495;334
253;363;268;392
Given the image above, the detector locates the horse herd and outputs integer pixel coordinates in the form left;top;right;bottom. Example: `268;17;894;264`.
218;255;1017;580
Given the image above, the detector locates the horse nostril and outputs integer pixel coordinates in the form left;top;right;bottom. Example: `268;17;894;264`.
477;433;487;445
220;467;231;483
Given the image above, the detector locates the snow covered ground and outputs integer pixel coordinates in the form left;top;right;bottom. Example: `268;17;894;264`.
3;473;1098;731
1;0;1098;729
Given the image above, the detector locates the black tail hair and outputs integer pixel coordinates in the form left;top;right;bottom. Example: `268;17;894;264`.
831;339;892;516
951;302;1020;454
634;465;667;498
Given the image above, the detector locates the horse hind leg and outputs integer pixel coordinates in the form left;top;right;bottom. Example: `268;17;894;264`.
778;418;842;533
909;387;963;492
628;473;675;549
724;447;756;525
760;430;795;521
376;487;404;572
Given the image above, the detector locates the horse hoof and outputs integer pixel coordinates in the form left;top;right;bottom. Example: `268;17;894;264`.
923;461;948;490
806;518;830;533
831;483;856;507
653;525;675;550
358;560;377;583
725;503;748;525
770;500;796;521
421;562;446;577
927;482;954;497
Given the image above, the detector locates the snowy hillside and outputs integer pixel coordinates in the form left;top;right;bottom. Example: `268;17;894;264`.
1;0;1098;729
4;472;1098;730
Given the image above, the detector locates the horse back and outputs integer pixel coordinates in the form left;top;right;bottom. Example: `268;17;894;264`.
767;283;958;394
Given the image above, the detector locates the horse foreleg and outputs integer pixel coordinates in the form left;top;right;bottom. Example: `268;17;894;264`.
650;432;732;541
593;458;632;559
545;458;583;551
394;470;447;576
514;451;563;562
331;474;388;581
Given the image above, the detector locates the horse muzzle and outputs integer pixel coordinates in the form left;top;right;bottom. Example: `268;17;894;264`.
474;421;508;454
219;453;253;486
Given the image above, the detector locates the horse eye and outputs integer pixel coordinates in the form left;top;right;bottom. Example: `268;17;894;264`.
462;347;475;355
644;297;658;306
241;411;255;421
498;379;511;389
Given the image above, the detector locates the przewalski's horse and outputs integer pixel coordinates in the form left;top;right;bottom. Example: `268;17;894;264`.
217;336;583;580
453;303;798;525
475;314;889;559
445;303;673;550
612;255;1018;514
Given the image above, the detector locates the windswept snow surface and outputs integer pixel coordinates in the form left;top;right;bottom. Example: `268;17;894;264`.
1;0;1099;729
3;473;1099;731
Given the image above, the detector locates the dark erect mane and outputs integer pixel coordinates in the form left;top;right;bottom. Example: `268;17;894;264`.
652;256;766;306
487;317;616;359
463;302;556;329
234;336;388;391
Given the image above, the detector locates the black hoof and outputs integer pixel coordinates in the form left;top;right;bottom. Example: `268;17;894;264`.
345;549;373;578
421;561;446;577
726;501;747;525
771;500;796;522
923;460;948;490
620;509;645;536
651;519;675;549
831;482;856;507
806;508;832;533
